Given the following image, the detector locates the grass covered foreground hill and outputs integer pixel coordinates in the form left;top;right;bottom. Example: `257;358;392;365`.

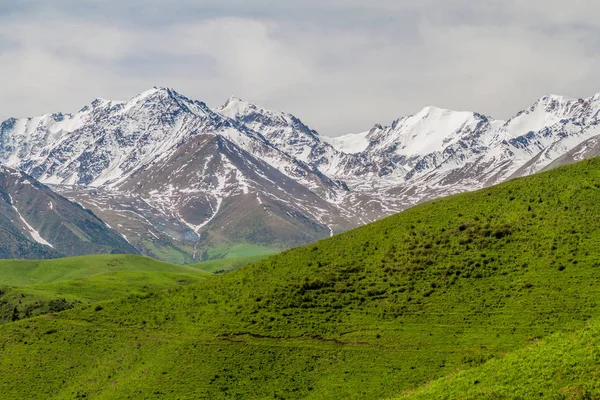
3;158;600;398
397;318;600;399
0;255;213;324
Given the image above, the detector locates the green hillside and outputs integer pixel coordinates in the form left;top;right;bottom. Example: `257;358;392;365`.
0;254;209;286
0;255;213;324
189;254;274;274
399;319;600;399
2;158;600;399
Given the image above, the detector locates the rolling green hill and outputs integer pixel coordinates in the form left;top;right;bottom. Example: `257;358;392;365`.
398;318;600;399
0;255;214;324
189;253;274;274
0;254;210;287
2;158;600;399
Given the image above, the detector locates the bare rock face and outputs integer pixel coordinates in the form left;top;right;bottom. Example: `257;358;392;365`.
2;88;599;262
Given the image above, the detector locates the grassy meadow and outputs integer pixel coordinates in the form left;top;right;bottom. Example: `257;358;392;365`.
2;158;600;398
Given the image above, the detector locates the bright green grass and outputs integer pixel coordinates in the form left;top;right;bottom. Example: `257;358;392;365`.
23;270;209;302
399;318;600;399
0;255;212;324
137;239;198;265
189;254;273;274
0;254;209;286
3;159;600;398
203;243;280;260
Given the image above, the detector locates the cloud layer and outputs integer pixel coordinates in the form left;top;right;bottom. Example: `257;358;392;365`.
1;1;599;135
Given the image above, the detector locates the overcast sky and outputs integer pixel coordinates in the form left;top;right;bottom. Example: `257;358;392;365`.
1;1;600;135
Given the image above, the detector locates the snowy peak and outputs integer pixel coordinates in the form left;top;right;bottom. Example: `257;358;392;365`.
0;87;235;187
322;93;600;182
216;95;330;165
502;92;600;140
521;92;600;119
365;105;497;159
217;96;318;138
118;86;213;117
220;95;246;111
3;86;600;263
133;86;188;102
0;87;344;194
218;95;260;120
322;105;499;164
412;105;472;121
3;88;600;187
75;87;214;120
218;96;292;127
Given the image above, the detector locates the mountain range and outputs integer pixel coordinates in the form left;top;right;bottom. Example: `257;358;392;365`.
1;88;599;262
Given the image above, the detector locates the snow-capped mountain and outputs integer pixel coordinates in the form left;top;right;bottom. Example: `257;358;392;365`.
217;96;366;179
320;94;600;184
0;88;340;194
0;164;138;259
1;88;599;262
0;88;355;262
218;96;322;165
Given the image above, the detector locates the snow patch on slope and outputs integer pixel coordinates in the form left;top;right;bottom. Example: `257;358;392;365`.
322;132;370;154
8;194;54;248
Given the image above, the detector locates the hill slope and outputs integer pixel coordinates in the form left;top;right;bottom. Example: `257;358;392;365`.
0;255;213;324
0;165;138;259
399;319;600;399
2;158;600;398
0;254;209;287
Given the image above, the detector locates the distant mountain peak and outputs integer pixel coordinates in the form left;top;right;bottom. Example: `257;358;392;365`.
225;95;245;104
413;105;485;120
91;97;111;106
526;94;574;112
539;93;575;103
134;86;185;102
218;95;259;118
418;105;452;115
3;87;600;264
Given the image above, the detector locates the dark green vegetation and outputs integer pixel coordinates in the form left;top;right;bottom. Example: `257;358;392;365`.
3;158;600;398
0;255;213;324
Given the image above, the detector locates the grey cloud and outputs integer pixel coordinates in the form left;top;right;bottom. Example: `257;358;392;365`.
1;1;599;135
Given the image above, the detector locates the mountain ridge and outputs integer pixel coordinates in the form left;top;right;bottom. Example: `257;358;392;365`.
1;88;599;262
0;164;139;259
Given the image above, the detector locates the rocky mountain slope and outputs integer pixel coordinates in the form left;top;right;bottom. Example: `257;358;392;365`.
0;165;138;259
1;88;599;262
